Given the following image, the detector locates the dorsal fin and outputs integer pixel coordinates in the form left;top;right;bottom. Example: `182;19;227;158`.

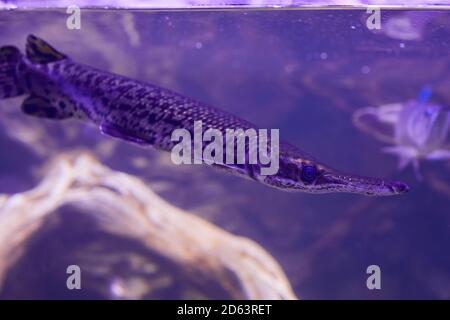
26;34;67;64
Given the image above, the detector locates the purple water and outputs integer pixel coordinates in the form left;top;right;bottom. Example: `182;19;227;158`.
0;8;449;299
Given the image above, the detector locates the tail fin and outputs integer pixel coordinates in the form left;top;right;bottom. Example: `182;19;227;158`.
0;46;26;99
26;34;67;64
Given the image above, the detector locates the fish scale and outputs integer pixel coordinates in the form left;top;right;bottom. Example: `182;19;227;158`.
0;34;410;196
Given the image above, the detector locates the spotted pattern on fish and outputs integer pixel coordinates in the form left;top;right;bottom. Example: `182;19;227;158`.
0;35;410;196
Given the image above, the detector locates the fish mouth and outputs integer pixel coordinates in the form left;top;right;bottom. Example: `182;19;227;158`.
318;172;410;196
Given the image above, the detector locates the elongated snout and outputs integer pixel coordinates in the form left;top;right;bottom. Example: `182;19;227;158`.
320;172;410;196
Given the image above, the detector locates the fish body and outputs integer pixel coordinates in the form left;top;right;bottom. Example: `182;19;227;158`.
0;35;409;196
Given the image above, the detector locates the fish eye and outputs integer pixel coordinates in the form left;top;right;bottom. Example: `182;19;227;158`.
301;164;317;183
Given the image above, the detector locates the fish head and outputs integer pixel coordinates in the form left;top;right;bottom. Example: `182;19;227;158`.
261;157;409;196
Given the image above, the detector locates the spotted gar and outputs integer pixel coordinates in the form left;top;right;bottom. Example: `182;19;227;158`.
0;35;409;196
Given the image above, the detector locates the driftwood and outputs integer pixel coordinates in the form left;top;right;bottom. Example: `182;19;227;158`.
0;152;296;299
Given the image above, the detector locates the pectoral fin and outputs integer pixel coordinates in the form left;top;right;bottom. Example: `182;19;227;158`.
99;122;150;145
425;149;450;161
382;146;418;170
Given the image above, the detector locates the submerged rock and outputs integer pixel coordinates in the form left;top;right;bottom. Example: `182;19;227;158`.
0;153;296;299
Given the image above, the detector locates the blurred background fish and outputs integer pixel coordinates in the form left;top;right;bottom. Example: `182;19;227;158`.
353;86;450;180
